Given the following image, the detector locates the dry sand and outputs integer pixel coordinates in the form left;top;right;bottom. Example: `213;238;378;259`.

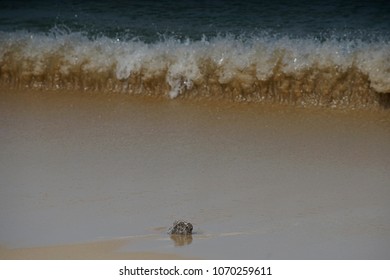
1;89;389;259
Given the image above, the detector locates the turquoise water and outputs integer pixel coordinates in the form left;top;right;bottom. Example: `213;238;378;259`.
0;0;389;108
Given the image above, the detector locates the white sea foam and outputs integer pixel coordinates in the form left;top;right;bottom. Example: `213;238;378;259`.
0;31;389;108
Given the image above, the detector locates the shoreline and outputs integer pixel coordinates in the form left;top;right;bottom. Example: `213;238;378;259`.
0;239;190;260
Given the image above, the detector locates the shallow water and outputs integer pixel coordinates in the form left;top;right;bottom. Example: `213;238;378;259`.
1;90;389;259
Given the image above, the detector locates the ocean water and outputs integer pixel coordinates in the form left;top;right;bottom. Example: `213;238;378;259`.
1;0;390;109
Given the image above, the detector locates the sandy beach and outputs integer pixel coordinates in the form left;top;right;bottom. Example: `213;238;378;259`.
1;89;389;259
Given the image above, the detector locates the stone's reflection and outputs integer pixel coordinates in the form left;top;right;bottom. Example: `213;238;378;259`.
170;234;193;246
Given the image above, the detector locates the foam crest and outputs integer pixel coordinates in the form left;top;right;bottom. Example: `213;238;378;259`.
0;31;389;109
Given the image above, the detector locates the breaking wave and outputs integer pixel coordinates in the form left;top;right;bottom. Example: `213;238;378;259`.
1;30;389;109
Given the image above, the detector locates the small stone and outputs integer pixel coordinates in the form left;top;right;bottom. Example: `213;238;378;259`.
168;220;193;235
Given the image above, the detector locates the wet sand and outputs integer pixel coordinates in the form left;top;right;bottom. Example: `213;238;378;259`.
0;240;188;260
1;89;390;259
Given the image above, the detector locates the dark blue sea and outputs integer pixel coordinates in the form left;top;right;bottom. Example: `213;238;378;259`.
1;0;389;108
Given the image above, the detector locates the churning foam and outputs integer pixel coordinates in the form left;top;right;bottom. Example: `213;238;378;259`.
0;31;389;109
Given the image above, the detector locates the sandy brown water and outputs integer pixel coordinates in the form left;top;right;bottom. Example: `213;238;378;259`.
1;89;389;259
